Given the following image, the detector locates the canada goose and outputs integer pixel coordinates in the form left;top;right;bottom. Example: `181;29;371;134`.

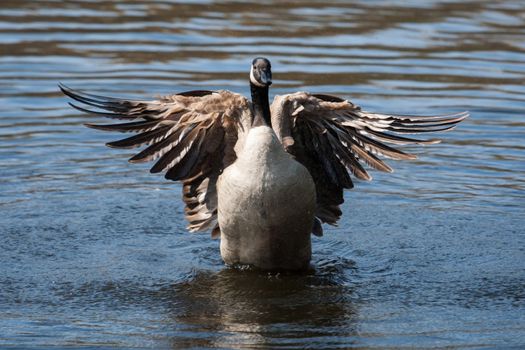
60;57;468;270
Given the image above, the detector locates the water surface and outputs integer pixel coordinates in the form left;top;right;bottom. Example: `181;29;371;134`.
1;0;524;348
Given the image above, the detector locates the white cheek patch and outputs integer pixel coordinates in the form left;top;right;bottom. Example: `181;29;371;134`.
250;66;265;87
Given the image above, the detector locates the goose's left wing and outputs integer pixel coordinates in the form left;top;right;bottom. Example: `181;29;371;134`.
60;84;252;237
270;92;468;235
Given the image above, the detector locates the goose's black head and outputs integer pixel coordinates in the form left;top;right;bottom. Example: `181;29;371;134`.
250;57;272;88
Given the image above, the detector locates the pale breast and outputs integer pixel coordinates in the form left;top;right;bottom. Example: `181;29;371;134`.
219;126;316;217
216;126;316;270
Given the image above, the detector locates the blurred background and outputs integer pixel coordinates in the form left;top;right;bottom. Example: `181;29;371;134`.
0;0;524;348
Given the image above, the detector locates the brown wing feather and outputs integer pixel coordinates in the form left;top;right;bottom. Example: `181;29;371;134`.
60;84;251;236
281;117;347;227
271;92;468;229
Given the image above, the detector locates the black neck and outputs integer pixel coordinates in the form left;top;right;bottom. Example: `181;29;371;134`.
250;82;271;127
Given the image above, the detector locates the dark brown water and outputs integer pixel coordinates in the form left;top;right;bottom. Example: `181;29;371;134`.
1;1;524;348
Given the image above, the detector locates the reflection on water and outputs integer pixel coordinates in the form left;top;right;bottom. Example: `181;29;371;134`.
165;268;357;348
0;0;524;348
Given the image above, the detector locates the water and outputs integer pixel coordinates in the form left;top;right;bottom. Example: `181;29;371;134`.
1;0;524;348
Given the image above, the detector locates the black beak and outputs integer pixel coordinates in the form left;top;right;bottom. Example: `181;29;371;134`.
260;69;272;86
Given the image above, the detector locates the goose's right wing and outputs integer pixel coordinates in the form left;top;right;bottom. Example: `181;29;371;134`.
60;84;252;237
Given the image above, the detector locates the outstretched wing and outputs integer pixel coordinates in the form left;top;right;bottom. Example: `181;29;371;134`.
60;83;252;237
270;92;468;234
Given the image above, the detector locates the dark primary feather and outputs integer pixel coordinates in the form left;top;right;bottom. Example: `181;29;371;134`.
60;84;140;116
312;94;347;103
69;102;131;119
129;126;189;164
85;120;160;133
177;90;215;97
149;124;199;174
60;84;251;236
164;127;205;180
105;124;174;149
271;92;468;227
